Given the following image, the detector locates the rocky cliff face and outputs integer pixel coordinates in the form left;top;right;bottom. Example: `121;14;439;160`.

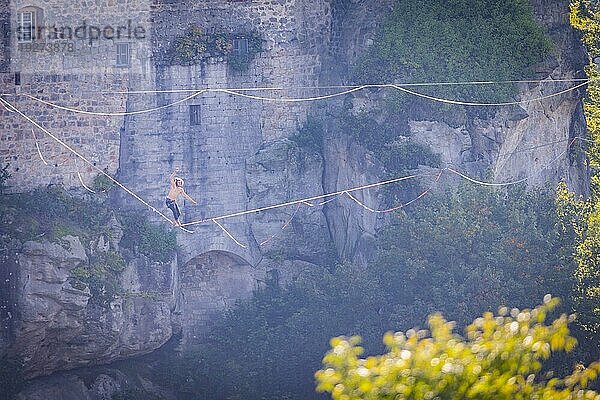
317;0;588;267
1;219;176;381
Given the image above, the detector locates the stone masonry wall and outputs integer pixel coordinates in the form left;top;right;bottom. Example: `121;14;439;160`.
0;0;10;73
114;0;334;343
1;0;592;367
118;0;333;260
0;0;153;192
1;0;337;356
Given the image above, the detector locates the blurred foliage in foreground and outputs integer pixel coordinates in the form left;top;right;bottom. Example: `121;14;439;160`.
316;297;600;400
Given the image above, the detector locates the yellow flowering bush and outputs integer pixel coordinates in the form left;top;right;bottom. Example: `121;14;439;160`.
316;296;600;400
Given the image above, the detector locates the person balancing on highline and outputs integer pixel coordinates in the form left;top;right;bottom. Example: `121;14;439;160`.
166;167;197;226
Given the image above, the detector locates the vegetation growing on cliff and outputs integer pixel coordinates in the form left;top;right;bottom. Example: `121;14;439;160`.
93;170;115;193
0;186;177;306
291;117;325;155
341;112;440;175
120;213;177;264
70;251;127;305
0;186;111;243
0;164;10;194
169;26;263;72
355;0;552;103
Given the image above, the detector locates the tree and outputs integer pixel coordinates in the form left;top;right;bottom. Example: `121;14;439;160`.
316;296;600;400
570;0;600;196
566;0;600;345
354;0;551;103
374;185;576;329
557;185;600;340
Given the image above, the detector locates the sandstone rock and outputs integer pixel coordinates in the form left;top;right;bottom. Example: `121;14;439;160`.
409;121;472;167
7;234;175;379
322;134;384;265
246;139;332;265
490;74;588;193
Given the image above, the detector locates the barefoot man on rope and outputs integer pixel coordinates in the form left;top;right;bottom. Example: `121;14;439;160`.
166;167;197;226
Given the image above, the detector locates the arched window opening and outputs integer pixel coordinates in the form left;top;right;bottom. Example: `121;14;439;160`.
17;6;44;42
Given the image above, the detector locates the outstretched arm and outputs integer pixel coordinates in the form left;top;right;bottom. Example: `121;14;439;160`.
181;189;198;205
169;168;179;188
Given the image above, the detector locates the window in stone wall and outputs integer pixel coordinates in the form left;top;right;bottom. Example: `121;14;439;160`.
189;105;202;126
17;7;43;42
232;37;249;56
116;43;131;67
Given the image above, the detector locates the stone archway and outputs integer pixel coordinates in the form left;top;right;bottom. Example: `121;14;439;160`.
177;250;257;350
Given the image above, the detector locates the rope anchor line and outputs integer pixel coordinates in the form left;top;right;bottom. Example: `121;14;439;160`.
0;80;590;246
1;79;591;117
1;96;181;230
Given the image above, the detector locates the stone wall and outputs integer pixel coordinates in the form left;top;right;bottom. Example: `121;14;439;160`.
117;0;334;257
8;0;152;75
2;0;338;371
116;0;335;341
0;0;153;192
177;250;258;350
0;0;594;388
0;74;128;191
0;0;10;73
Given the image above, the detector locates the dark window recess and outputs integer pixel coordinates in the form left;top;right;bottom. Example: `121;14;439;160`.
189;105;202;125
232;38;249;56
17;11;35;42
15;72;21;86
116;43;130;67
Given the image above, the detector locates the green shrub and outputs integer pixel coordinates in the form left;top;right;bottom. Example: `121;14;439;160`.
316;297;600;400
170;26;263;72
51;224;80;240
291;117;325;154
120;214;176;263
0;186;111;242
171;26;208;65
568;0;600;353
97;251;126;273
354;0;552;104
69;251;126;306
228;34;263;72
340;112;440;176
93;170;115;193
